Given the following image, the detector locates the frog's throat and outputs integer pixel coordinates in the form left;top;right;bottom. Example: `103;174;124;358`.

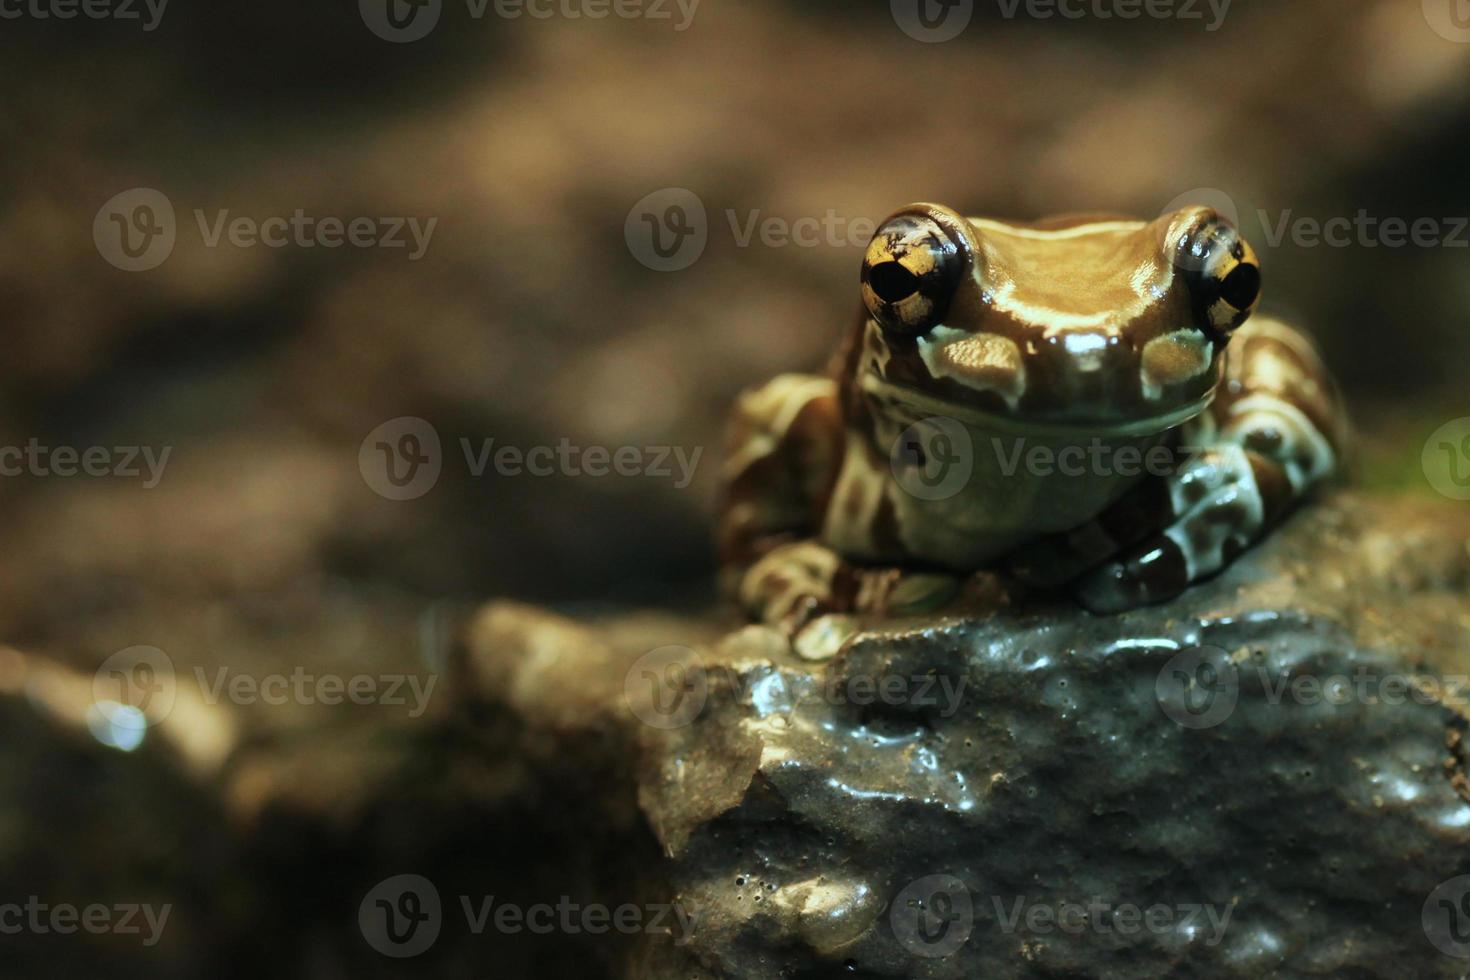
860;373;1212;439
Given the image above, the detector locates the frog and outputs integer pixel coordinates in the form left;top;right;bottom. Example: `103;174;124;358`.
717;203;1349;633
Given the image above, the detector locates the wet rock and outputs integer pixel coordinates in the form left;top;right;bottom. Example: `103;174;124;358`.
459;493;1470;979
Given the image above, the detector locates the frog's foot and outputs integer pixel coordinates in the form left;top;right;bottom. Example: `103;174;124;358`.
1071;444;1294;613
739;541;845;635
740;541;960;636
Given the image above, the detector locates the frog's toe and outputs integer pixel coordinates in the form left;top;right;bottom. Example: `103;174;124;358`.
1074;444;1273;614
1073;534;1193;613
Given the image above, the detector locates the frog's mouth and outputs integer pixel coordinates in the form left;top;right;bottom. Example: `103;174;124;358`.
862;373;1213;439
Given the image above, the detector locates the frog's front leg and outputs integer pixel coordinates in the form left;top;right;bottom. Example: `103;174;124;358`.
717;375;959;631
1011;317;1349;613
717;374;849;630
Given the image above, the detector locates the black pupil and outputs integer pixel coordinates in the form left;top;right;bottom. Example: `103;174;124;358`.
869;262;921;303
1220;263;1261;309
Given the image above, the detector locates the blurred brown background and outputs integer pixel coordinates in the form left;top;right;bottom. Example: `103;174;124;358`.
2;0;1468;724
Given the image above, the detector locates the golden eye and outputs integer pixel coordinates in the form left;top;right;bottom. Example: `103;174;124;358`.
1168;209;1261;336
860;210;969;336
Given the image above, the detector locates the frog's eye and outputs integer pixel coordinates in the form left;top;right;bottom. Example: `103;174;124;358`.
861;212;967;336
1172;212;1262;337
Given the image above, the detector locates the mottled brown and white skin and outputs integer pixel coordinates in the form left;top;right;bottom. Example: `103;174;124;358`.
718;204;1349;632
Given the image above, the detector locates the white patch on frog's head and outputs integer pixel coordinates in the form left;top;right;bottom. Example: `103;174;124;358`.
1140;328;1214;401
916;325;1026;410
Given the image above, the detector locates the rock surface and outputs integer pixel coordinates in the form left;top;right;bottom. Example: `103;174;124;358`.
460;493;1470;978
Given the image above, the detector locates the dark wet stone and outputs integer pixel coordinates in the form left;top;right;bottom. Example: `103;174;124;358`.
459;493;1470;979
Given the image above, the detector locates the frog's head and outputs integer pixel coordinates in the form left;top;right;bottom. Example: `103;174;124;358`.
855;203;1261;434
